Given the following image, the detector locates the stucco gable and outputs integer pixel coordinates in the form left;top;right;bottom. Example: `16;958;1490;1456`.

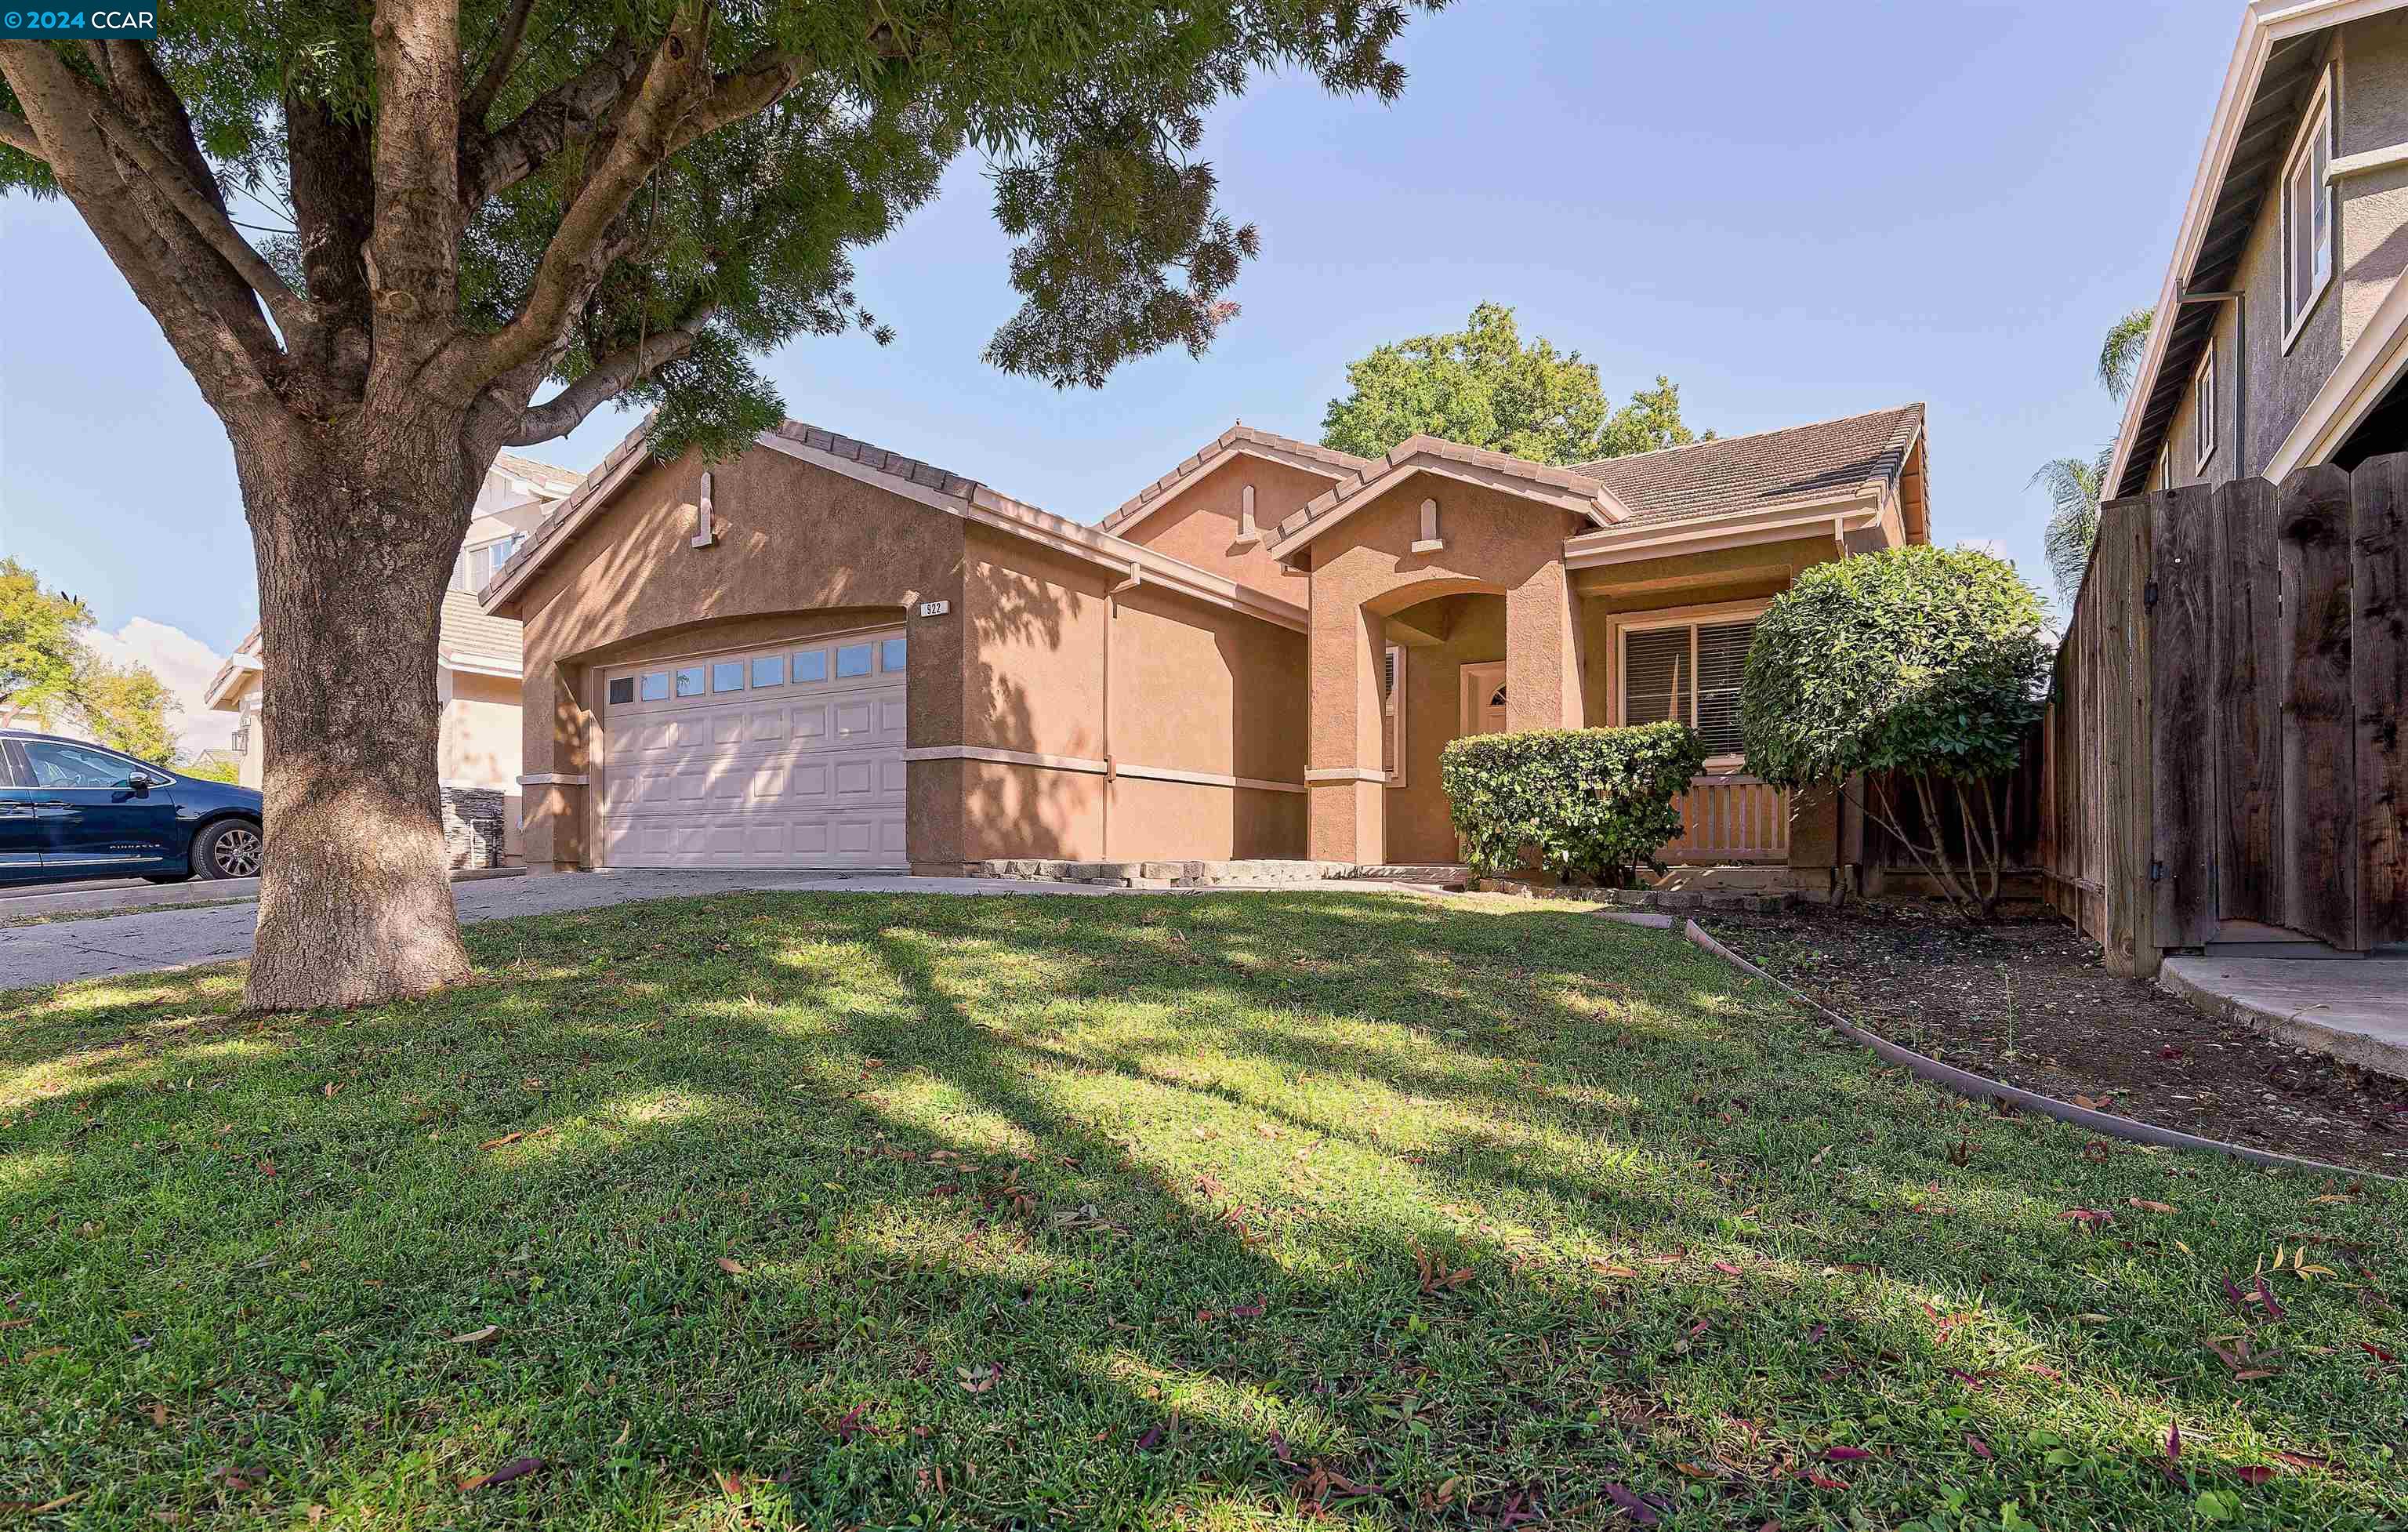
1099;424;1371;535
1264;434;1627;561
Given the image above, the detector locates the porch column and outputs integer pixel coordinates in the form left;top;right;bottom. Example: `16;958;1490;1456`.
1503;562;1585;732
1307;602;1386;862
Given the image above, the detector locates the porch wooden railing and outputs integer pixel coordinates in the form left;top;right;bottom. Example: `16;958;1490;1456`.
1662;773;1790;863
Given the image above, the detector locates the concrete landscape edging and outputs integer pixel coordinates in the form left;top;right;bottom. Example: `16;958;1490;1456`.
1679;920;2396;1185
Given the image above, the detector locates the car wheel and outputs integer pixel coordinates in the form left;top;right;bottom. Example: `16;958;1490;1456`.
194;819;263;880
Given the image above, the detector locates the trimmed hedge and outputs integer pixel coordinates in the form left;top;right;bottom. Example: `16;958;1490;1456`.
1438;723;1707;884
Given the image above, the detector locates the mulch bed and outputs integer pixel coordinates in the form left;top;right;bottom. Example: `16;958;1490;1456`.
1698;899;2408;1176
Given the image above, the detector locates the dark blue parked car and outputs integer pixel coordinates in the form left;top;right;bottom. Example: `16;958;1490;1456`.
0;731;265;886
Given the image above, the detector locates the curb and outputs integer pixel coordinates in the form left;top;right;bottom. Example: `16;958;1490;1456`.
1680;919;2396;1185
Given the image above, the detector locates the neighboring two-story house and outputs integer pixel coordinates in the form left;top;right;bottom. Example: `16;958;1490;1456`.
205;451;578;866
480;404;1930;884
2109;0;2408;497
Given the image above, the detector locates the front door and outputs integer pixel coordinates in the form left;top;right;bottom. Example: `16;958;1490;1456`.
18;738;183;876
1459;662;1508;737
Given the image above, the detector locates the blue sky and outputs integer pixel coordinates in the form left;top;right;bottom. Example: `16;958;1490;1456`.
1;1;2232;746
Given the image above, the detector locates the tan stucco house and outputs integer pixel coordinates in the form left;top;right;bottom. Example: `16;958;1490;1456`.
205;451;579;866
481;403;1931;884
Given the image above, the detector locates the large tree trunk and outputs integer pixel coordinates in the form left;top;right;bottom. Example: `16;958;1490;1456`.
230;406;484;1010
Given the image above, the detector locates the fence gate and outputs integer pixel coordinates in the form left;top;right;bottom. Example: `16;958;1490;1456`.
2037;456;2406;975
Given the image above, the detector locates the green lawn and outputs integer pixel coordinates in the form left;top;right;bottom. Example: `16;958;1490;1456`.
2;891;2400;1530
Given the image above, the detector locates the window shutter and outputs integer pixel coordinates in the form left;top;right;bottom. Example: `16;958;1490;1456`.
1694;620;1756;757
1623;628;1689;728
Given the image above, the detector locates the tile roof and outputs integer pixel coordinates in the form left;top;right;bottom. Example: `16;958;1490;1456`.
1572;404;1924;527
440;588;524;670
490;451;582;498
1099;424;1371;532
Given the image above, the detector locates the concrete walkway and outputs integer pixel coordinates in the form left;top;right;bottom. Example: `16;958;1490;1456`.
0;869;1438;992
0;865;524;922
2160;953;2408;1078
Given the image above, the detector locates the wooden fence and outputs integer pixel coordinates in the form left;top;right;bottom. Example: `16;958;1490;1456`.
1663;774;1790;863
2037;457;2406;975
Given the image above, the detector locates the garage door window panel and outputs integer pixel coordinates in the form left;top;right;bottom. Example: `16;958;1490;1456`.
752;655;788;688
836;643;873;678
640;672;670;701
796;650;829;683
881;636;906;672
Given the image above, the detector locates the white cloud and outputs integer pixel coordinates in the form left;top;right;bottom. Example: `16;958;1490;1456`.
78;616;238;756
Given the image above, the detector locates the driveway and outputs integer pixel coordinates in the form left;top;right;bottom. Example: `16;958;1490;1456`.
0;869;1403;991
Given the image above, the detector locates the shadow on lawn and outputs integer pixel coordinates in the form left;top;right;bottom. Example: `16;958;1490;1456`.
0;891;2399;1527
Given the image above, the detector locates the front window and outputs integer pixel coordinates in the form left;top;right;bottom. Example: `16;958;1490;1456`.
2283;71;2334;343
1621;615;1758;760
22;740;143;790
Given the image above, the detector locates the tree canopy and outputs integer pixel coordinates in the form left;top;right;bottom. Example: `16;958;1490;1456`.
1319;302;1708;465
1;2;1445;462
0;557;181;761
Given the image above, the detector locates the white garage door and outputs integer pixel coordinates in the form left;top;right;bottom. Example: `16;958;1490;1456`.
597;629;908;869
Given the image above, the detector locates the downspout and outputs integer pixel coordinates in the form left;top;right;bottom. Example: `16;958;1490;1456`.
2181;289;2245;477
1105;565;1143;858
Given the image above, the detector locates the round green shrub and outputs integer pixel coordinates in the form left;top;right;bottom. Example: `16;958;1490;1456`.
1438;723;1707;884
1739;545;2051;790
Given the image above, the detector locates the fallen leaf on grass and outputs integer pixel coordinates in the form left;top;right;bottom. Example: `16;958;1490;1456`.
957;1364;999;1394
2361;1341;2397;1367
146;1401;167;1428
2253;1276;2288;1323
1802;1469;1849;1490
446;1325;501;1346
1711;1262;1743;1276
2127;1198;2178;1213
1599;1482;1659;1524
1965;1433;1994;1461
2166;1423;2182;1461
478;1131;525;1151
0;1320;27;1331
1824;1446;1874;1461
717;1257;746;1276
2059;1207;2114;1229
2234;1465;2276;1487
459;1457;542;1493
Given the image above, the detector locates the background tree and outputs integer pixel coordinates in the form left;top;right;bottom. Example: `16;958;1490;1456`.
0;557;182;760
1320;301;1708;464
2033;305;2155;605
1739;546;2052;922
0;0;1442;1010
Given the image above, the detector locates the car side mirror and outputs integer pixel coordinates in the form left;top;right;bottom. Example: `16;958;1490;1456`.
127;777;151;797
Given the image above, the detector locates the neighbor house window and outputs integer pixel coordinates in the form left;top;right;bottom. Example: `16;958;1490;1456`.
2195;349;2218;470
1381;644;1406;786
2283;69;2334;344
1621;615;1759;761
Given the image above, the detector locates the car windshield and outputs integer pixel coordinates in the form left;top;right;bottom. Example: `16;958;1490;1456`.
21;741;141;790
